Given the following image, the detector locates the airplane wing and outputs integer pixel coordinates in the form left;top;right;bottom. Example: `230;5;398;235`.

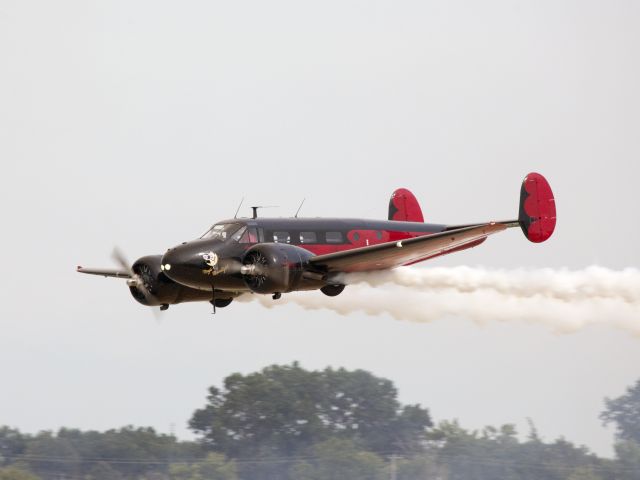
76;266;132;279
309;221;518;274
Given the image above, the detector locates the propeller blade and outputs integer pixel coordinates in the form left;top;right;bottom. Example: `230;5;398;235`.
111;247;133;274
112;247;149;297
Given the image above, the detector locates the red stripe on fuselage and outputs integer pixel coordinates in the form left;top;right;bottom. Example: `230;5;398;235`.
301;229;487;264
300;229;436;255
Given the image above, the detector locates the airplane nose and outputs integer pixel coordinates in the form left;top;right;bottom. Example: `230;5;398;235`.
161;243;209;288
160;247;179;274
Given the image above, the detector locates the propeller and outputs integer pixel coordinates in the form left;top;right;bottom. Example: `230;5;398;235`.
111;247;163;321
111;247;141;288
241;250;270;289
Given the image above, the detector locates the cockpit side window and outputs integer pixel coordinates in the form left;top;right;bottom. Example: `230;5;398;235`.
200;223;243;241
231;226;247;242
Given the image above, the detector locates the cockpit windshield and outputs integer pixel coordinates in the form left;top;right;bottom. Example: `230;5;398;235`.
200;223;243;241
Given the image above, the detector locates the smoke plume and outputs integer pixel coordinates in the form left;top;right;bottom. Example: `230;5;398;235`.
247;267;640;335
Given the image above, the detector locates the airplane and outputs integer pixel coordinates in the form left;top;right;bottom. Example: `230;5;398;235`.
77;172;556;312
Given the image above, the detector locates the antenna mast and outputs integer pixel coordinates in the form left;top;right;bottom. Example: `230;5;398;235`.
294;198;306;218
234;197;245;218
250;205;278;219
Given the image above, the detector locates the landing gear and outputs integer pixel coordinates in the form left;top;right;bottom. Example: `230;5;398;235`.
209;292;233;315
272;292;282;300
213;298;233;308
321;284;345;297
160;304;169;311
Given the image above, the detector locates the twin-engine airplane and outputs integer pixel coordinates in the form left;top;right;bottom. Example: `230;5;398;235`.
78;173;556;312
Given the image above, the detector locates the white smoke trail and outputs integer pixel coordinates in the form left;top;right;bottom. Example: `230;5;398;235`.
243;267;640;335
340;266;640;304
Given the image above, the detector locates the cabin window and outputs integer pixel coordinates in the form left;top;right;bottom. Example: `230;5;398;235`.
300;231;317;244
273;231;291;244
353;232;361;241
325;232;343;243
376;231;383;240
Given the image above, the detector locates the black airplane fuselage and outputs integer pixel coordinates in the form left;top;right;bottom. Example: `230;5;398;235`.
160;217;449;296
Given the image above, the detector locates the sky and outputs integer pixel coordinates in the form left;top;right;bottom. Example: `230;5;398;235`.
1;0;639;458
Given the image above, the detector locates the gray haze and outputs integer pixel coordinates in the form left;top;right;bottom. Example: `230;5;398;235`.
1;0;639;457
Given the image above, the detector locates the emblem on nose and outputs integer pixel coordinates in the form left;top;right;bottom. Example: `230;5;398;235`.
199;251;227;276
199;251;219;268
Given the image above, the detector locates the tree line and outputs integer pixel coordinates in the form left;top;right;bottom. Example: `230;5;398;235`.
2;363;639;480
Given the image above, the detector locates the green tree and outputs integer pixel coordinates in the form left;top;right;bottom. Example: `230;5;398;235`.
601;378;640;443
23;432;80;480
566;466;603;480
288;438;385;480
0;428;28;466
189;363;431;459
0;467;40;480
58;427;202;479
169;453;237;480
396;453;446;480
84;462;124;480
613;440;640;480
427;421;606;480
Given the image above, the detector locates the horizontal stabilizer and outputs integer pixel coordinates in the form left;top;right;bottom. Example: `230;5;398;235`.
518;172;556;243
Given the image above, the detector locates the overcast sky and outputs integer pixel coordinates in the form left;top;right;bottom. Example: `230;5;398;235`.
1;0;639;458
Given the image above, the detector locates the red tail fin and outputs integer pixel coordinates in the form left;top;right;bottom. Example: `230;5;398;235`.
388;188;424;222
518;172;557;243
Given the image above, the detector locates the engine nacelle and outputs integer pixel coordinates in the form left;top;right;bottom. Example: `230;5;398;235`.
129;255;212;306
241;243;315;294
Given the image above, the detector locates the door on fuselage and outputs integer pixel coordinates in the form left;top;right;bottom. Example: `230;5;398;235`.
347;229;385;247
